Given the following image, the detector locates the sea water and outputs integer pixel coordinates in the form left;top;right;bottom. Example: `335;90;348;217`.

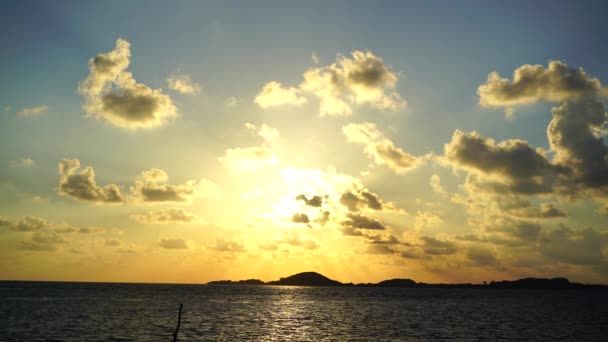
1;281;607;341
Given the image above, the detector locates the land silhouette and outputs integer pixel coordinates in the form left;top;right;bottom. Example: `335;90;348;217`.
208;271;608;290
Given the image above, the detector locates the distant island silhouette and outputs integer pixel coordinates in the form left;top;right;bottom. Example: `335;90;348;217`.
208;272;608;290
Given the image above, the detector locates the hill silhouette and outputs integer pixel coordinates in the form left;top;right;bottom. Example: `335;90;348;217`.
207;272;608;290
266;272;342;286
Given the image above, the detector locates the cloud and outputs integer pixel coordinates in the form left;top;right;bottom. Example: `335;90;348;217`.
420;236;458;255
245;123;279;141
257;51;405;116
8;216;48;232
361;244;396;255
10;158;35;168
16;105;48;118
281;232;320;250
158;237;189;249
414;210;443;231
300;51;405;116
130;168;221;203
547;100;608;195
105;239;120;247
472;61;608;198
539;226;608;265
295;194;323;207
400;247;428;259
212;238;245;252
339;189;382;212
258;242;279;251
131;208;204;224
342;213;386;230
343;122;420;173
57;159;124;203
430;174;447;197
219;146;279;172
225;96;237;107
79;38;177;129
254;81;307;108
466;245;498;266
478;61;606;108
18;241;57;251
445;131;564;195
291;213;310;224
167;74;201;95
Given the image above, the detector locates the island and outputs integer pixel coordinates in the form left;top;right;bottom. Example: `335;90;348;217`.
207;272;608;290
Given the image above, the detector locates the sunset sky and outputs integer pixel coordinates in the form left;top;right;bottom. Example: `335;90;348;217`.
1;1;608;284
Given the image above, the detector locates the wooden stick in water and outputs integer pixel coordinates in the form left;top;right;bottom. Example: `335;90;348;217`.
173;303;183;342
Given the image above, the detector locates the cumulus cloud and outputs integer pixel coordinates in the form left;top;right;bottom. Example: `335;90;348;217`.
130;168;221;203
343;122;420;173
469;61;608;198
548;100;608;194
219;146;279;172
79;38;177;129
300;51;405;116
131;208;204;224
466;245;498;266
212;238;246;252
167;74;201;95
478;61;606;108
254;81;307;108
58;159;124;203
159;237;189;249
257;51;405;116
245;123;279;141
16;105;48;118
10;158;35;168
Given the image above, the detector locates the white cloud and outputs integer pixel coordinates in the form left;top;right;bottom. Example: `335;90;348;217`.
79;38;177;129
131;208;204;224
130;168;222;203
219;146;279;172
168;74;201;95
254;81;307;108
10;158;35;168
244;122;279;141
343;122;420;173
16;105;48;118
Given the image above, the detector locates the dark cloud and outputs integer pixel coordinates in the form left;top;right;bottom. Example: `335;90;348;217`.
342;213;386;230
340;189;383;212
466;245;498;266
8;216;48;232
281;234;320;250
105;239;120;247
291;213;310;224
361;244;396;255
315;211;330;225
131;169;221;203
400;247;429;259
295;194;323;207
158;237;189;249
58;159;124;203
420;236;458;255
539;226;608;265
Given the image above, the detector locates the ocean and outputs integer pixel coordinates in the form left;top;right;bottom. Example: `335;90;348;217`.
1;281;607;341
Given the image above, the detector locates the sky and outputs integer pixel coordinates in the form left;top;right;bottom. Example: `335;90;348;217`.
1;0;608;284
